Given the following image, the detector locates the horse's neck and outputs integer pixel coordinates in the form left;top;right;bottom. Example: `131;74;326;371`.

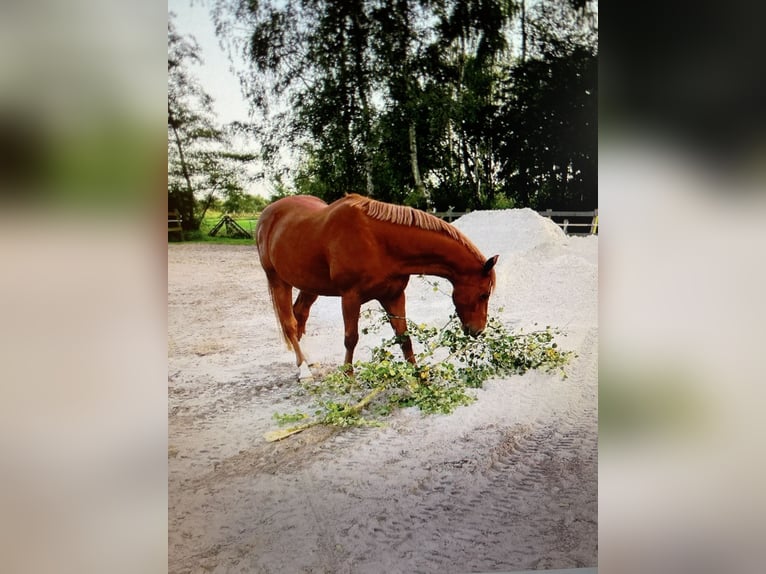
393;229;480;282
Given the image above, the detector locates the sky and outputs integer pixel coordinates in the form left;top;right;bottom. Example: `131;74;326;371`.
169;0;276;196
168;0;250;125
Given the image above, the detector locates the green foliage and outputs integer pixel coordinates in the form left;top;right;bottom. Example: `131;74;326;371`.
213;0;598;211
221;190;268;214
490;192;516;210
317;400;385;428
272;411;310;425
496;45;597;210
168;15;259;231
272;309;575;430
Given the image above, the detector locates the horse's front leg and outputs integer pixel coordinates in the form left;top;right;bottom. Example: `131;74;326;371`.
341;294;362;370
379;291;415;364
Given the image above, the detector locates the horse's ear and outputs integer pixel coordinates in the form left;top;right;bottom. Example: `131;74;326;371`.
483;255;499;275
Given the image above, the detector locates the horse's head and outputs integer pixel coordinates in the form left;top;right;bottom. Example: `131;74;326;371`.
451;255;499;337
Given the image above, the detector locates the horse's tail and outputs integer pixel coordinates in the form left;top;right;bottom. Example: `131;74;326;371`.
256;215;294;352
264;278;294;351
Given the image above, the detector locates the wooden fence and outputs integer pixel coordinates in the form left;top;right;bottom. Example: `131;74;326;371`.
168;210;184;241
538;208;598;235
169;208;598;240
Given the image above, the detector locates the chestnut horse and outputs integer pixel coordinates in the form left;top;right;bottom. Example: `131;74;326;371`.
256;194;498;379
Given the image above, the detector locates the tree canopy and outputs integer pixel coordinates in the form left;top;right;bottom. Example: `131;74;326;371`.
211;0;597;210
168;14;259;230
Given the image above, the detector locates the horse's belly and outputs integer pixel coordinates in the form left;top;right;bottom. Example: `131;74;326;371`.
272;253;343;296
275;255;383;298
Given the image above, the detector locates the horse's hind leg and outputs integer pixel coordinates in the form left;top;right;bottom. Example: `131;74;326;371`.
267;276;312;380
293;291;318;340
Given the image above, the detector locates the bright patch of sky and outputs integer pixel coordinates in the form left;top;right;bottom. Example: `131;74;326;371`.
168;0;250;125
169;1;277;197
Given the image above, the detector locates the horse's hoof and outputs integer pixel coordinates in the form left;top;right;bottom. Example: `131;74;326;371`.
298;362;313;382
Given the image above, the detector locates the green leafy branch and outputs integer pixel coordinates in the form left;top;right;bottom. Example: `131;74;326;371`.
266;310;575;441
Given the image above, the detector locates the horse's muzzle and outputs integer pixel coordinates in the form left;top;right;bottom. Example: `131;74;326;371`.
463;325;484;337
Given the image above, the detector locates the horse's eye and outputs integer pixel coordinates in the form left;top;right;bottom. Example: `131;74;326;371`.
480;293;490;301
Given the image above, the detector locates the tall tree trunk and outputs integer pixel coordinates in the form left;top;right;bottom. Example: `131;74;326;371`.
486;71;496;207
365;155;374;196
486;138;494;207
521;0;527;63
408;123;425;200
358;75;374;196
351;7;374;196
197;192;216;225
476;154;482;205
474;141;482;206
460;137;475;190
168;105;196;230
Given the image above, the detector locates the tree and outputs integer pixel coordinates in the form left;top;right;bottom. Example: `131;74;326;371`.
212;0;597;211
212;0;376;201
495;0;597;209
168;14;255;230
221;188;268;214
369;0;431;204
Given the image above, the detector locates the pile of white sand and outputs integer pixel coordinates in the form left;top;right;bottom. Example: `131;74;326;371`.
455;207;568;256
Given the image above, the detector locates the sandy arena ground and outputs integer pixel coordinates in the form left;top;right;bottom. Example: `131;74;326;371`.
168;209;598;573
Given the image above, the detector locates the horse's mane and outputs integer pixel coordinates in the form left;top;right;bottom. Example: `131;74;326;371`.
342;194;484;261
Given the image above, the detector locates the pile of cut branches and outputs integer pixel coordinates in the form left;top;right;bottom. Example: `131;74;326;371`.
265;308;574;441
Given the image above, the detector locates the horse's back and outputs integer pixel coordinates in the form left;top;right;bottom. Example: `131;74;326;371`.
258;195;327;231
256;195;328;253
267;195;328;213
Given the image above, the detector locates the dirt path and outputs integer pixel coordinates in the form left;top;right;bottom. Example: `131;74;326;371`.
168;242;597;573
